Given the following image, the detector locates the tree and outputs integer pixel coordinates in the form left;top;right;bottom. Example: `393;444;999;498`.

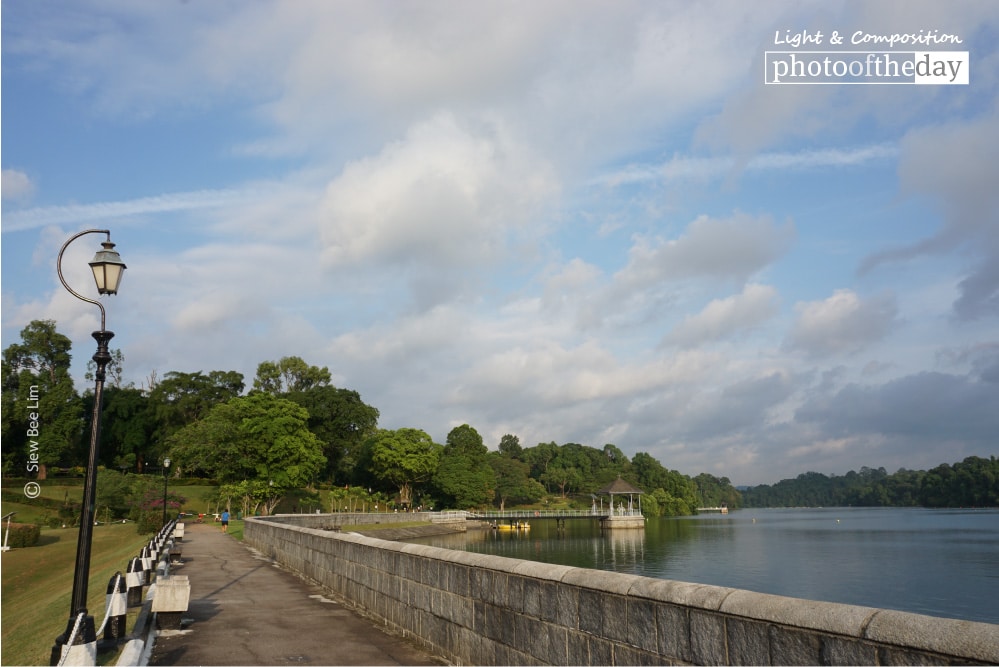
365;428;442;507
1;320;83;478
498;433;523;458
87;386;154;471
488;453;544;510
521;441;559;480
433;424;495;508
287;385;379;482
541;464;582;498
149;369;244;467
693;473;742;509
85;348;125;388
167;393;325;499
253;356;331;394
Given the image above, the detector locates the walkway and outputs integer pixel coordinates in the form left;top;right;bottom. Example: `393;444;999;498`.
148;522;443;666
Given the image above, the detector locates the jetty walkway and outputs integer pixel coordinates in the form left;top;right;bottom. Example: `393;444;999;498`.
148;522;442;666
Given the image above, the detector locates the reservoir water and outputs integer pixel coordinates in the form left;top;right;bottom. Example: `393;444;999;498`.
410;507;999;625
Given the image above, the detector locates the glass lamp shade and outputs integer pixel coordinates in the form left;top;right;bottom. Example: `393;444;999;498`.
89;241;126;295
163;457;172;469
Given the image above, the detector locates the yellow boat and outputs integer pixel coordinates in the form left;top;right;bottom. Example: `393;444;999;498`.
494;521;530;531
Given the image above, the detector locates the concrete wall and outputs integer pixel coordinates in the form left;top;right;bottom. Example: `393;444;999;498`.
245;515;998;666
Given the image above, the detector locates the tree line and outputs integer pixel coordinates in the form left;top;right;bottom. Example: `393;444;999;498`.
741;457;999;508
3;320;996;514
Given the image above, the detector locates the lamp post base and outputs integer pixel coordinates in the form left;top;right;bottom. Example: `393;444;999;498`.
50;614;97;666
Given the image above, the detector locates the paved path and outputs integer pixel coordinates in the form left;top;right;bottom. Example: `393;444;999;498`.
149;523;443;666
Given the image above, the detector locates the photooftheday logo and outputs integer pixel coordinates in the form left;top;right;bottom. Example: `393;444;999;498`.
765;51;969;85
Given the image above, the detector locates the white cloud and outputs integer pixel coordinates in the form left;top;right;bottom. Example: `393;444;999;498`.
614;212;795;289
4;0;998;489
860;112;999;321
1;188;258;233
786;289;899;356
598;144;898;187
663;283;779;348
317;113;557;276
1;169;35;203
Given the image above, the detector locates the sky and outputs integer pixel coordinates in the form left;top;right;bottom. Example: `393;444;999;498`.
2;1;997;486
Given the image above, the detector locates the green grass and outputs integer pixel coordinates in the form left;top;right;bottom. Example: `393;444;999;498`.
0;523;153;666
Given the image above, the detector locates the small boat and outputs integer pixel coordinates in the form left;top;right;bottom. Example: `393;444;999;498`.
494;521;531;531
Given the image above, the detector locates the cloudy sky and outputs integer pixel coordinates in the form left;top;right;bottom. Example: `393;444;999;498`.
3;1;997;485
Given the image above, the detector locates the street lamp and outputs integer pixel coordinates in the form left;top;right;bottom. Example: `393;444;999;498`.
162;458;172;527
51;230;126;666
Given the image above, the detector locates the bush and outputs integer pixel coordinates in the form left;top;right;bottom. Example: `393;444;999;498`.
4;522;41;548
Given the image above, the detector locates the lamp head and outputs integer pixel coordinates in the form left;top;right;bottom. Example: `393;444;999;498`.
163;457;171;469
89;239;126;295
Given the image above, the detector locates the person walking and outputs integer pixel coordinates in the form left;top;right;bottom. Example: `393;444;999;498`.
221;509;230;533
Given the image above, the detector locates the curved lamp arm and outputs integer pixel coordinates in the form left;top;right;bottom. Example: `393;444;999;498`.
56;229;113;331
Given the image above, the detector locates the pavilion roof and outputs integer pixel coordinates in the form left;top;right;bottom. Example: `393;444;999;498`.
596;476;645;495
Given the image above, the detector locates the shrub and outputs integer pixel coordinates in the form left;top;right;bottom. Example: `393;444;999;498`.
3;522;41;548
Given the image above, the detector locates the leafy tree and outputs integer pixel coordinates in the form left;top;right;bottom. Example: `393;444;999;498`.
365;428;442;507
253;356;331;394
433;424;495;508
84;348;126;388
95;469;135;520
488;453;544;509
541;464;582;498
693;473;742;509
287;385;379;482
498;433;523;458
521;441;559;480
84;386;154;470
1;320;83;478
643;488;694;517
149;369;244;466
166;393;325;501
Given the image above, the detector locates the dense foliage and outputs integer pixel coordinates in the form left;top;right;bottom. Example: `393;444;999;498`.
741;457;999;508
3;320;997;516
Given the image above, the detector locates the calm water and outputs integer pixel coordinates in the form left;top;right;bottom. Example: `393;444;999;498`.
411;507;999;624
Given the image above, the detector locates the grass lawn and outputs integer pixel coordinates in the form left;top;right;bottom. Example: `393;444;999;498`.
0;523;153;666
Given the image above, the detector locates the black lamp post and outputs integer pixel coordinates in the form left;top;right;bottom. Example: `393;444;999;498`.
162;458;171;527
51;230;126;666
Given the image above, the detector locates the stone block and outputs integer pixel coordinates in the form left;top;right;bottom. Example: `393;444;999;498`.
726;617;770;665
864;609;999;664
626;598;659;654
656;604;693;662
151;575;190;613
602;593;629;643
522;577;543;619
555;584;579;629
769;625;821;666
614;643;664;666
512;559;576;583
516;615;567;665
821;636;878;666
689;610;727;665
578;588;603;635
721;589;874;637
567;630;592;665
562;567;639;595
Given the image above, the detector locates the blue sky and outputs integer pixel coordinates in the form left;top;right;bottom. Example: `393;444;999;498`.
3;1;997;485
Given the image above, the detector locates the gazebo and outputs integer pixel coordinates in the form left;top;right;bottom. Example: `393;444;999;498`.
596;477;646;529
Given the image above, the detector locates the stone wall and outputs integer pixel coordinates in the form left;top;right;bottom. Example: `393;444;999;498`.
244;515;998;666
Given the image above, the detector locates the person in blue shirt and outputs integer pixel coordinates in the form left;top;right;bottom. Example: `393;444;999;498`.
221;509;230;533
